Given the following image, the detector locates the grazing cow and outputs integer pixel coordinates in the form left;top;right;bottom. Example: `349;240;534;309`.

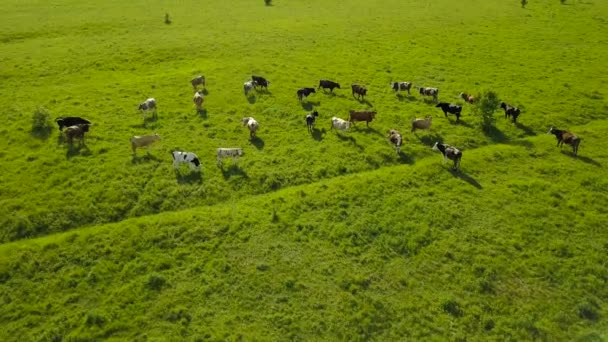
171;151;201;172
242;117;259;139
138;98;157;117
318;80;341;92
432;142;462;171
55;117;91;131
193;91;204;109
418;87;439;101
548;127;581;156
391;82;413;94
500;102;521;123
460;93;475;104
64;124;90;145
331;117;351;131
191;75;206;90
252;75;270;89
244;81;255;95
349;110;376;127
297;87;316;101
306;111;319;133
435;102;462;121
351;84;367;100
387;129;403;154
130;133;160;155
216;148;243;168
411;116;432;133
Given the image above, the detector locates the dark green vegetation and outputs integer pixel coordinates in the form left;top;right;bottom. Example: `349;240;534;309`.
0;0;607;340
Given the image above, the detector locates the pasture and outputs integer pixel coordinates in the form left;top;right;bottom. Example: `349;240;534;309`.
0;0;607;340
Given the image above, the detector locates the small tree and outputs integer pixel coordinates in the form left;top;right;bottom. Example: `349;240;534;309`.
473;91;500;133
521;0;528;8
265;0;272;6
164;13;171;25
560;0;566;4
31;107;53;139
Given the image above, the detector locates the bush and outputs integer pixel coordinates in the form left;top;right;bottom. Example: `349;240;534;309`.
472;91;500;132
145;273;167;291
31;107;53;139
265;0;272;5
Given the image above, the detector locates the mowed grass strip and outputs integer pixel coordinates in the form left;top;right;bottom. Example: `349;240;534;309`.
0;123;607;340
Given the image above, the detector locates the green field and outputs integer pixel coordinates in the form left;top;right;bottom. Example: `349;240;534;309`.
1;0;607;340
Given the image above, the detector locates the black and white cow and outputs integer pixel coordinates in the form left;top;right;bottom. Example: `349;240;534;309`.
306;111;319;133
217;148;243;168
297;87;316;101
418;87;439;101
387;129;403;154
171;151;201;172
191;75;206;90
435;102;462;121
138;98;157;117
55;117;91;131
432;142;462;171
391;82;413;94
318;80;341;92
500;102;521;123
252;75;270;89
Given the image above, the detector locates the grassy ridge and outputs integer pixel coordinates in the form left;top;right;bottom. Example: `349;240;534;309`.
1;0;607;240
1;123;607;340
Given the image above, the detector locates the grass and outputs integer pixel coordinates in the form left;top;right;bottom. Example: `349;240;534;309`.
0;0;607;340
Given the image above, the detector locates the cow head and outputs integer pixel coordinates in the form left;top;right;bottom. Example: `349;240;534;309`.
336;83;341;89
56;118;65;130
500;102;507;110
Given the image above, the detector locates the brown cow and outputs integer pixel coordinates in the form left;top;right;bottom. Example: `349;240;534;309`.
349;110;376;127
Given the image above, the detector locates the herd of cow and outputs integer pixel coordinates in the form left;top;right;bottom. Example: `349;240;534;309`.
53;74;582;173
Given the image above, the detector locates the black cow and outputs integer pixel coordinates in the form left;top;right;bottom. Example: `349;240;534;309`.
500;102;521;123
548;126;581;156
297;88;316;101
55;117;91;131
306;111;319;133
435;102;462;121
351;84;367;100
252;75;270;89
318;80;341;92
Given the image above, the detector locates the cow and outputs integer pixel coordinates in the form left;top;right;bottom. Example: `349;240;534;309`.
138;98;157;118
244;81;255;95
500;102;521;123
331;117;351;131
216;148;243;168
418;87;439;101
435;102;462;121
130;133;160;155
351;84;367;100
388;129;403;154
171;151;201;172
548;127;581;156
252;75;270;90
193;91;204;109
318;80;341;92
297;88;316;101
306;111;319;133
460;93;475;104
64;124;90;146
411;116;432;133
391;82;413;94
349;110;376;127
191;75;206;90
242;117;259;139
432;142;462;171
55;117;91;131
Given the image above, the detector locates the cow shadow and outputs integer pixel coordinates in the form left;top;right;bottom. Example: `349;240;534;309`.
452;119;474;128
355;98;373;106
250;136;265;150
561;151;601;166
246;95;257;104
66;144;90;159
197;108;208;119
423;98;438;104
301;101;320;111
131;153;162;164
200;89;209;95
322;91;345;98
397;151;415;164
450;169;482;189
221;164;249;179
311;128;325;141
515;122;536;136
397;94;417;102
336;133;363;150
143;114;158;125
417;132;444;146
176;171;202;184
357;126;384;137
256;89;272;96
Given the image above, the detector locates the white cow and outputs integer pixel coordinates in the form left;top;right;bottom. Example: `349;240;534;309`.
244;81;255;96
131;133;161;155
138;98;157;118
171;151;201;171
242;117;259;138
193;91;204;109
217;148;243;168
330;117;351;131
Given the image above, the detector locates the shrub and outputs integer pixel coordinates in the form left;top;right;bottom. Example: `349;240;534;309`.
265;0;272;5
472;91;500;132
31;107;53;139
145;273;167;291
